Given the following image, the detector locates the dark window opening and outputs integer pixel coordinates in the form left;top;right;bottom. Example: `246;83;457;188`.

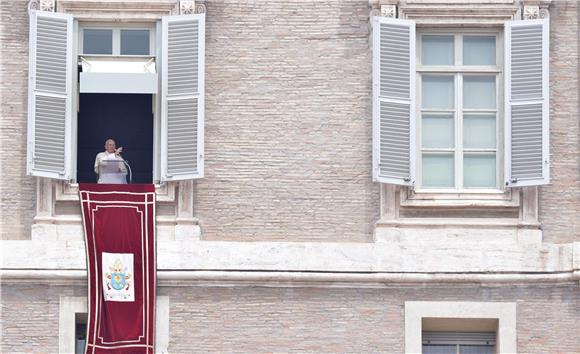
77;93;154;184
75;313;87;354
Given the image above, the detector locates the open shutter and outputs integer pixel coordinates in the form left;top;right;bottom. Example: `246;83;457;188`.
160;13;205;181
505;19;549;187
372;17;416;185
27;11;74;179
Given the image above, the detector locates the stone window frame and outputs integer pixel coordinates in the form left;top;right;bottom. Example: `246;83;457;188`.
371;0;550;232
404;301;517;354
59;296;170;353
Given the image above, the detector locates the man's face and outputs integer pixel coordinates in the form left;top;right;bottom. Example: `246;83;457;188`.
105;140;116;153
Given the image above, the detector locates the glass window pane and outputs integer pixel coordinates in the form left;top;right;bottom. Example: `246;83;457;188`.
463;76;495;109
463;36;496;65
463;114;496;149
422;114;454;148
121;29;150;55
464;154;496;188
422;35;454;65
459;345;495;354
83;29;112;55
422;76;455;109
423;344;457;354
422;153;454;188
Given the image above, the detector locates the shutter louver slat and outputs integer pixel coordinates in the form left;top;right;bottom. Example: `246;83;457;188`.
33;96;66;172
505;19;549;187
510;104;543;179
35;16;68;94
161;14;205;181
167;99;198;175
167;21;198;96
27;11;73;180
373;17;416;185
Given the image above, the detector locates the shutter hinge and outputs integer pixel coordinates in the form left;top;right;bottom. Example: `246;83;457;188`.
403;177;411;182
507;178;518;186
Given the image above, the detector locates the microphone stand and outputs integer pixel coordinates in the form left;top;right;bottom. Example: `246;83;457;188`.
117;155;133;184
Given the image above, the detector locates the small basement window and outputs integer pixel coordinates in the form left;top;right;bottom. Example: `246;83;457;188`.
423;332;496;354
422;318;498;354
75;313;87;354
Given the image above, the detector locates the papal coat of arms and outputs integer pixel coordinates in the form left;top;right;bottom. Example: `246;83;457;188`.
102;252;135;302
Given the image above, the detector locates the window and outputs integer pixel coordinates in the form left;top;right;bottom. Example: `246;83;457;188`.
417;32;501;190
404;301;516;353
82;29;113;54
26;11;205;183
58;296;170;353
372;17;550;190
81;25;153;56
75;313;87;354
423;331;496;354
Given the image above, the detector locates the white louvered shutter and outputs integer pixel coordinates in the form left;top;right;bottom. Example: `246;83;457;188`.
26;11;74;179
160;14;205;181
372;17;416;185
505;19;549;187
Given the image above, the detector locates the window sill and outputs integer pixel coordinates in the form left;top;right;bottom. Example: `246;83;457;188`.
400;186;519;208
55;181;176;202
375;217;539;229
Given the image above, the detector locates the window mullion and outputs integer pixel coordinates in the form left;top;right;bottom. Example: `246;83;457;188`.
455;34;463;191
79;28;84;55
456;72;463;190
495;73;501;188
112;28;120;55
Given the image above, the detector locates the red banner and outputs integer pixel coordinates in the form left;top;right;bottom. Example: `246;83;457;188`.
79;184;156;354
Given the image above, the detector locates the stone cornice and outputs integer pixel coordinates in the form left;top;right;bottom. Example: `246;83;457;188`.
55;0;180;21
369;0;552;24
50;0;206;20
2;269;579;287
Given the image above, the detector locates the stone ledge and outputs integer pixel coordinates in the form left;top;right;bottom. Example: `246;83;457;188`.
1;240;577;274
375;219;543;245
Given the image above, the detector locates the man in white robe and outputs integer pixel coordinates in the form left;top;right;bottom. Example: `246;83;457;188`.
94;139;128;184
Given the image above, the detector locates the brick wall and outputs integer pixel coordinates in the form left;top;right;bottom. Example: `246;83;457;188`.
163;284;580;353
0;284;73;353
0;0;35;240
0;0;578;243
2;283;578;353
195;0;379;242
539;0;580;243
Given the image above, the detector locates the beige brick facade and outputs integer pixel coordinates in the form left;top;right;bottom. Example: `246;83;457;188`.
1;1;578;243
0;0;35;241
1;284;579;353
538;0;580;244
1;0;579;353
